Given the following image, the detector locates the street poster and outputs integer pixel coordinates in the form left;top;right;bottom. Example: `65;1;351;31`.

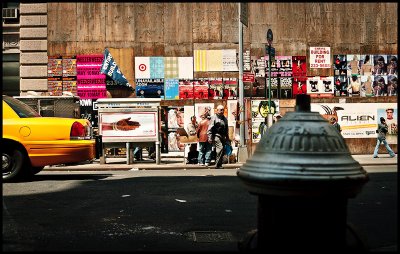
223;78;238;99
47;77;63;96
135;78;164;98
208;78;223;99
76;54;106;99
292;55;307;77
48;56;63;77
194;79;209;99
164;79;179;100
179;80;194;99
309;47;331;68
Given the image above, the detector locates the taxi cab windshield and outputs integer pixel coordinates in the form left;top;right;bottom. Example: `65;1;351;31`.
3;95;41;118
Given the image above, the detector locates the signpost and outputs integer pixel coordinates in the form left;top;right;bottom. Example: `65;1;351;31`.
266;29;274;127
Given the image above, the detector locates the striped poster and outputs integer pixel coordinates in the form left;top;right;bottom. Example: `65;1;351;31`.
194;50;207;72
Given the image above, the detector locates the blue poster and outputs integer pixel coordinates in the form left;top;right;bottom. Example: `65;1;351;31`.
150;57;164;79
165;79;179;100
135;78;164;98
100;48;131;88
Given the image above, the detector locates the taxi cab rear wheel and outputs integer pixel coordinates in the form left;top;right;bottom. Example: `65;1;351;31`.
2;148;25;181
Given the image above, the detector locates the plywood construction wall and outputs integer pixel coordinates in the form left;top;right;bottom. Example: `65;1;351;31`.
47;2;398;83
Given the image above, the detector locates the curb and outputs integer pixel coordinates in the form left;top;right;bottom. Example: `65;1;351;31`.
43;161;397;172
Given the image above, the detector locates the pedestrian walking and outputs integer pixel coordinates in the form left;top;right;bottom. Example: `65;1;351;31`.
373;117;396;158
330;117;342;133
196;113;212;166
207;104;230;169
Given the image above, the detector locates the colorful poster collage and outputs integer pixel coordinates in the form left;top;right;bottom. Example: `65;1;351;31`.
334;54;399;97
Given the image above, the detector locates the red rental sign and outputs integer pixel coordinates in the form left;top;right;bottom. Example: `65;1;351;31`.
243;73;255;83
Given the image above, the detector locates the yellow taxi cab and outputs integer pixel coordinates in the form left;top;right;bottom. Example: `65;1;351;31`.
2;95;98;181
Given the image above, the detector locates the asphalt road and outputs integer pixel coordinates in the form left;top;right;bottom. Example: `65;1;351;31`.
2;166;397;252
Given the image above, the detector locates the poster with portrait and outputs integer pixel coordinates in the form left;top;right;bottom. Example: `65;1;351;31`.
167;106;184;130
346;54;361;75
386;55;398;75
387;75;397;96
227;100;238;127
99;112;157;140
373;55;388;76
372;75;387;96
194;103;214;121
250;99;280;119
167;131;185;152
360;75;374;97
347;75;361;97
377;107;397;144
183;105;195;135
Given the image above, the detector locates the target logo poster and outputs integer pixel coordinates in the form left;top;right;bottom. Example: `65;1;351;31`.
135;57;150;78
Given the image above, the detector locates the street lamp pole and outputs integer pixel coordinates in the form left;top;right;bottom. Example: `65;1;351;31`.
237;3;248;162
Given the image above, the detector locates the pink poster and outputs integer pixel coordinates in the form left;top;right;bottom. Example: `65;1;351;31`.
76;54;106;99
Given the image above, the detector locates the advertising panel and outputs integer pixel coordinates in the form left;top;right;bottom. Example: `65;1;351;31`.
99;112;157;139
311;103;397;143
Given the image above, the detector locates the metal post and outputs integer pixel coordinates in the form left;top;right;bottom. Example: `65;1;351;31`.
237;3;248;162
267;48;273;127
155;141;160;165
126;142;131;165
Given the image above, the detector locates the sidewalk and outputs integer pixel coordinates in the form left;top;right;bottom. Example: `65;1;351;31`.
44;154;397;172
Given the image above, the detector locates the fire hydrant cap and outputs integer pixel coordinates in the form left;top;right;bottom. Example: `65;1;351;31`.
237;95;369;197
